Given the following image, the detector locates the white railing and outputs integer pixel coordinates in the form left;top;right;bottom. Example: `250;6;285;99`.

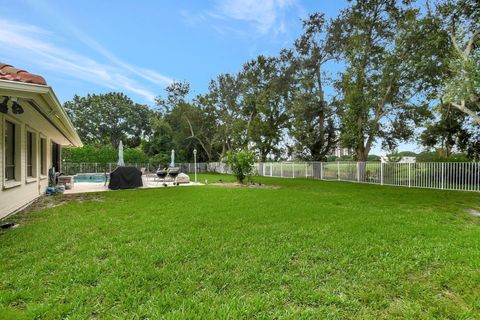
62;162;230;175
258;161;480;192
63;161;480;192
62;163;152;175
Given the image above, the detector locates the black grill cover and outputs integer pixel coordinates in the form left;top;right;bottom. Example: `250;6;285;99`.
108;167;143;190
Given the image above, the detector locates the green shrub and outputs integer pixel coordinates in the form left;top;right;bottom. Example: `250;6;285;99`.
223;150;256;183
63;144;153;164
149;153;170;169
123;148;149;163
63;145;116;164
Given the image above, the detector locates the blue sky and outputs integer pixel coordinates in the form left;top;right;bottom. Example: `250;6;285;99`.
0;0;418;154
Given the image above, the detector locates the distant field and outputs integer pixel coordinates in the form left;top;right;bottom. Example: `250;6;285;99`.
1;174;480;319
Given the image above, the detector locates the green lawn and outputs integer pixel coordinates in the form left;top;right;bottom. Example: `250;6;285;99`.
1;174;480;319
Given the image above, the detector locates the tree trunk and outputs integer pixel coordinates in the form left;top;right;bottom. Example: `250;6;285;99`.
356;144;370;162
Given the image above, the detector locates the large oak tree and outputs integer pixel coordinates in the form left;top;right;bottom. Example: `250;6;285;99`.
333;0;432;160
289;13;338;161
64;92;152;149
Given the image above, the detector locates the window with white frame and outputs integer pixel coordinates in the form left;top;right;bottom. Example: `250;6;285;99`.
26;130;37;178
5;120;16;181
40;137;47;176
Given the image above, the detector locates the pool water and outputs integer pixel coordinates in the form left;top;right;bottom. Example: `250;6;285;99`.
74;174;108;183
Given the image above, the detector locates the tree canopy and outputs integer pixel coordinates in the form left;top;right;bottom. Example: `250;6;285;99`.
64;92;152;149
64;0;480;164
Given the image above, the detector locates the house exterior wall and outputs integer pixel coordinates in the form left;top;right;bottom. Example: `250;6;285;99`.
0;76;81;220
0;99;72;219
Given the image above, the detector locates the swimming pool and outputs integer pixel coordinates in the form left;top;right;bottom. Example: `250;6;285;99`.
74;173;108;183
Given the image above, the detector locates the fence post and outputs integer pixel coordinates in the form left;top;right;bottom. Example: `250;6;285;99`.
320;162;324;180
441;162;445;190
408;163;411;188
270;163;273;177
337;161;340;181
281;162;283;178
292;162;295;178
381;162;384;185
305;163;308;178
80;163;83;173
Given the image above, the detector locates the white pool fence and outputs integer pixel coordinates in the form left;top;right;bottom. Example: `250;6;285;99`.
63;161;480;192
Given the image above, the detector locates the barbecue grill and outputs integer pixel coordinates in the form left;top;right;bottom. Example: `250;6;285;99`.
167;167;180;185
156;168;168;182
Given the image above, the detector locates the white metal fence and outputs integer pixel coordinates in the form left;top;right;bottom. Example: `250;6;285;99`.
63;161;480;192
62;162;230;176
258;161;480;192
63;163;150;175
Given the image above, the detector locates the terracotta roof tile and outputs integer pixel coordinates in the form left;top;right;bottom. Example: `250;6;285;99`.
0;62;47;85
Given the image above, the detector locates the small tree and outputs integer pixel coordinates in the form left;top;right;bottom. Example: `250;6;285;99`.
223;150;256;183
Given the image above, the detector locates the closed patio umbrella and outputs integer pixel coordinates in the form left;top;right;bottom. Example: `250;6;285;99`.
117;141;125;167
170;149;175;167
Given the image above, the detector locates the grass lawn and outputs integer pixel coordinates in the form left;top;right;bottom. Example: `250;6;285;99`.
1;174;480;319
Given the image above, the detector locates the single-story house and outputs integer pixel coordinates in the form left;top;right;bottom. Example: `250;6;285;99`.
0;63;82;219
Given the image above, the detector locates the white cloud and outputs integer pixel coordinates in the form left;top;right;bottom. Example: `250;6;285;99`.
180;10;208;26
217;0;296;34
0;18;172;102
47;20;174;89
181;0;303;36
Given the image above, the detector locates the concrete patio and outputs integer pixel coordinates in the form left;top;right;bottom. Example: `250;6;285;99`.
64;176;203;194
